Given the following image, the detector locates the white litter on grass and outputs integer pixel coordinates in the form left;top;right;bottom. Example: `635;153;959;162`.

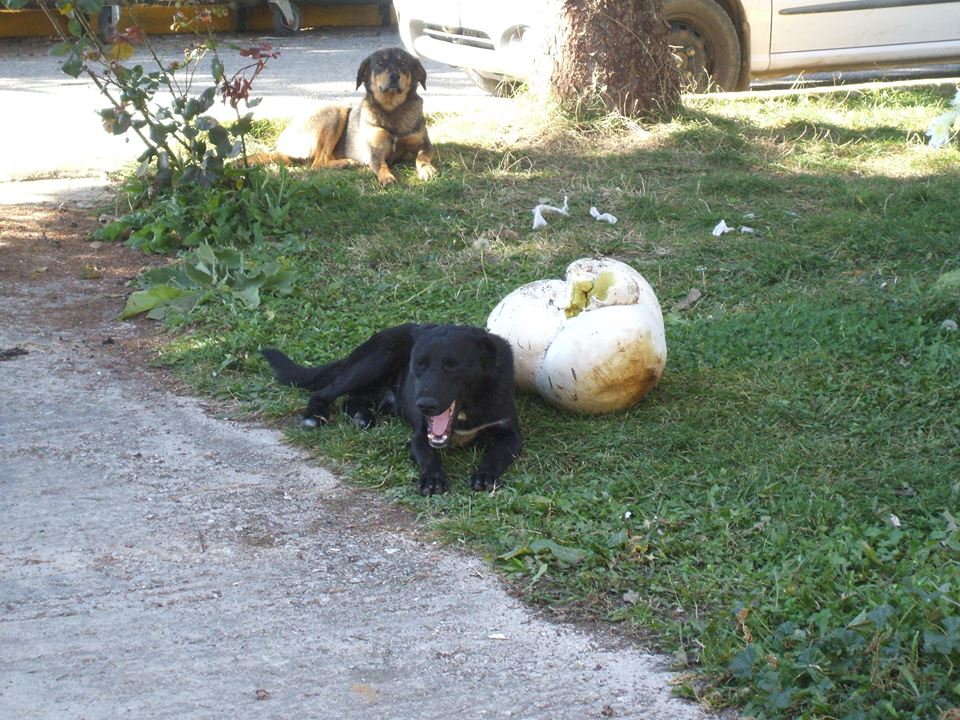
712;219;733;236
532;195;569;229
714;219;756;236
926;88;960;149
589;206;618;224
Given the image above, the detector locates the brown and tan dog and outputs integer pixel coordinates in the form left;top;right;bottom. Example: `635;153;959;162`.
254;47;436;186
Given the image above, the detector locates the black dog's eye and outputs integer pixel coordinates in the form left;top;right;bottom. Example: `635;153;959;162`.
415;358;429;373
442;358;459;370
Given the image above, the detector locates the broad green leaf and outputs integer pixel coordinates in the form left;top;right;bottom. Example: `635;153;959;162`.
498;545;530;561
213;246;242;270
184;262;216;288
50;40;74;57
260;267;295;295
728;645;759;679
138;265;191;289
208;124;232;157
232;285;261;309
529;538;589;565
61;53;83;79
195;243;218;268
118;285;183;320
210;57;225;82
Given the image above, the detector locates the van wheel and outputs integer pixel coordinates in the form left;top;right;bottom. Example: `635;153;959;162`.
664;0;742;92
271;3;302;35
98;5;119;43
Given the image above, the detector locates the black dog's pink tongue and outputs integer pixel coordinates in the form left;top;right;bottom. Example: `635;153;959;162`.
430;406;454;436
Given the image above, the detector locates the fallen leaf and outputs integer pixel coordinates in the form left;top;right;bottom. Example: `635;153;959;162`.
672;288;703;312
736;607;753;643
79;264;103;280
350;683;380;702
255;688;271;701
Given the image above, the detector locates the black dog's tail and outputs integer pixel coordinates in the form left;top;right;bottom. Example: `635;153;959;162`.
261;348;337;390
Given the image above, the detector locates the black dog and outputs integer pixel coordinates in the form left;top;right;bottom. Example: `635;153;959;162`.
261;324;521;495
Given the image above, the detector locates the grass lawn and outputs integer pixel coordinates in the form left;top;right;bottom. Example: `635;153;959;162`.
106;84;960;718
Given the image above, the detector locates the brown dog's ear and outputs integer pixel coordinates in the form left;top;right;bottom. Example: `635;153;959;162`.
414;58;427;90
356;56;371;90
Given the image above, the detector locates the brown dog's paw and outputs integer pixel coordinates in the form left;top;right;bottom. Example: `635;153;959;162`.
378;169;398;187
417;164;438;181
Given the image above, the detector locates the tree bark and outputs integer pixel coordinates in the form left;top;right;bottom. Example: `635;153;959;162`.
540;0;680;118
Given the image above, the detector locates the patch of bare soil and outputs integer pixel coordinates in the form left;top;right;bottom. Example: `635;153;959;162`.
0;203;171;380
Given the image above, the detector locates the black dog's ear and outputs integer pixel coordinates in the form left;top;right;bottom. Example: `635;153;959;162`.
476;333;506;374
414;58;427;90
356;56;371;90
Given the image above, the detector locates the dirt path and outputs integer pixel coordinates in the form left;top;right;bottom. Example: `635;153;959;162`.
0;200;720;719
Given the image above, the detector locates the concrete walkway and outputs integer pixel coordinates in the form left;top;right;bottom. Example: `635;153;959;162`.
0;226;714;720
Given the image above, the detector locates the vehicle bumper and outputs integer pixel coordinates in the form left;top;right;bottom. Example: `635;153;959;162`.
394;0;543;80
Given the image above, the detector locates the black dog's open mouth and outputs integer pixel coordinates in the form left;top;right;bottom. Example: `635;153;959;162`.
426;401;457;448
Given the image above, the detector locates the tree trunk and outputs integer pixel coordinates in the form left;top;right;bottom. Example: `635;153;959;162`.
541;0;680;118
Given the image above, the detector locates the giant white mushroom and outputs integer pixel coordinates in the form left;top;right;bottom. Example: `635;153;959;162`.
486;258;666;414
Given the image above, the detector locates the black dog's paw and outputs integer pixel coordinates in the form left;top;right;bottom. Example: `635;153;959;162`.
469;471;500;493
376;390;397;416
350;409;375;430
298;414;328;429
417;470;448;496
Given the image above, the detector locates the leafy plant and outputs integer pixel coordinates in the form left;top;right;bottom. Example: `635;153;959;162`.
1;0;277;187
96;164;314;253
119;242;294;320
